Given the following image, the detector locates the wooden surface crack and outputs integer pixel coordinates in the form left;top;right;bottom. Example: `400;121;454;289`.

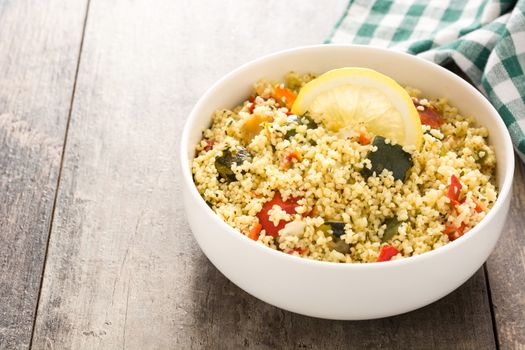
122;280;131;350
27;0;92;347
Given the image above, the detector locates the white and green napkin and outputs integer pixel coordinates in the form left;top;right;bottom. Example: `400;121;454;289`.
326;0;525;161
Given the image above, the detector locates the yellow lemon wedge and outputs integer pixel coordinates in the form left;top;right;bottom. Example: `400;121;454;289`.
291;67;422;150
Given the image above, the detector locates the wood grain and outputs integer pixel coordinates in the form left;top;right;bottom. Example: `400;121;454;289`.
0;1;88;349
29;1;347;349
487;158;525;349
29;1;502;349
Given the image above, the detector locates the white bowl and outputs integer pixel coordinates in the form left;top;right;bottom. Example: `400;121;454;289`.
180;45;514;320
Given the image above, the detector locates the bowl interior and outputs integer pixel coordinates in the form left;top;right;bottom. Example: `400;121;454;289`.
182;44;514;246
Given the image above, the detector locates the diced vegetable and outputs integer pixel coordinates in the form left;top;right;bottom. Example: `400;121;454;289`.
361;136;413;181
323;221;345;238
282;148;302;169
248;222;262;241
284;130;297;140
247;95;270;114
284;115;299;139
381;217;401;242
376;245;399;262
359;132;371;145
320;222;349;254
274;85;297;109
248;96;256;113
443;222;466;241
284;113;318;140
204;139;216;151
304;207;317;217
240;114;273;144
447;175;463;206
419;109;443;128
474;200;484;213
413;98;444;128
256;192;301;237
215;146;252;182
333;240;350;254
301;114;318;129
476;151;488;165
288;247;308;255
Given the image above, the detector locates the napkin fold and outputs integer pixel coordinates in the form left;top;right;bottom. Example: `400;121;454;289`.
327;0;525;162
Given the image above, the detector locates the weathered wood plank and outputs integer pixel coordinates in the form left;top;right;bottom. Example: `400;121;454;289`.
175;264;494;350
32;0;497;349
0;1;88;349
487;158;525;349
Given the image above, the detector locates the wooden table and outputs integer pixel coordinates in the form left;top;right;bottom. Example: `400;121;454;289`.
1;1;523;349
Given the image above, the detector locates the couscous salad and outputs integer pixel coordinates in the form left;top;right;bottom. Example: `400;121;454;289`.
192;68;497;263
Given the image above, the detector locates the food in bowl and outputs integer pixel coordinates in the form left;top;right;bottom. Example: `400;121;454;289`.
191;68;497;264
183;45;514;319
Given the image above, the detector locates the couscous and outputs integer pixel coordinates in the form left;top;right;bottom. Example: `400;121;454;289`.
192;70;497;263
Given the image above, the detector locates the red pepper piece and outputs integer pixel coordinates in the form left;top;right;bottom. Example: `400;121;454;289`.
204;139;216;152
256;192;301;237
248;96;257;114
282;148;302;170
413;98;444;128
443;222;467;241
359;132;371;145
447;175;463;206
248;222;262;241
474;200;484;213
288;247;308;255
376;245;399;262
419;108;444;128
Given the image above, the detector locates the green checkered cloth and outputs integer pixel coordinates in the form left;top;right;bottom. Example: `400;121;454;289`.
326;0;525;161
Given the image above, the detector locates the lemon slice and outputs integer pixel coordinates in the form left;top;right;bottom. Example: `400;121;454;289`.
291;67;422;149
